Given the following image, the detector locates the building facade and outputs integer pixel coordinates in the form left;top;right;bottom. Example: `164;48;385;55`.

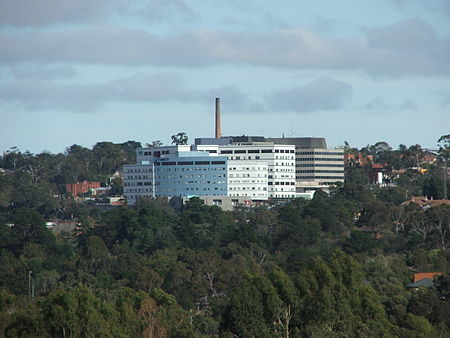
124;136;341;204
268;137;344;192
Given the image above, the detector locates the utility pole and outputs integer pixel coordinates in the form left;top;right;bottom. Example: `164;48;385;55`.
444;158;448;200
28;270;32;298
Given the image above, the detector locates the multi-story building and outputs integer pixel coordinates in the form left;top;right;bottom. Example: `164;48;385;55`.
124;146;228;205
212;140;296;199
124;144;271;205
124;136;341;205
267;137;344;192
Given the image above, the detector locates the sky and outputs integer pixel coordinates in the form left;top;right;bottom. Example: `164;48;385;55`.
0;0;449;154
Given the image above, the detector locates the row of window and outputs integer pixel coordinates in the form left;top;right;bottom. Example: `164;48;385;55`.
229;186;268;191
139;150;170;156
154;160;226;166
229;173;266;178
299;176;345;179
124;182;153;186
229;167;267;171
220;149;294;154
155;180;226;185
296;170;345;174
296;163;344;167
268;182;295;186
125;175;151;180
156;167;225;172
296;151;344;155
156;174;226;179
124;168;152;173
297;158;344;161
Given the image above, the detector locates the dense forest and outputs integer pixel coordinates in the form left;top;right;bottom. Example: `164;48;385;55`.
0;136;450;337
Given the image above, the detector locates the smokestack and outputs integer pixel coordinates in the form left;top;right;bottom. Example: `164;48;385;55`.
215;97;221;138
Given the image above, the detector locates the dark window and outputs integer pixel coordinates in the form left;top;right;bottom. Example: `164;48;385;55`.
234;150;246;154
220;150;232;154
261;149;273;153
178;161;194;165
195;161;210;165
211;161;226;165
248;150;260;153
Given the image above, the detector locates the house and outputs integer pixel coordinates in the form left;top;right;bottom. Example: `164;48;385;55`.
402;196;450;209
66;181;101;197
406;272;443;288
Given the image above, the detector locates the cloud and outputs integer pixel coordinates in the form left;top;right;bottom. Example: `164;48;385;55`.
127;0;195;23
267;77;352;113
364;97;389;112
436;90;450;107
0;0;113;26
1;18;449;77
398;98;419;110
9;65;78;80
202;86;265;114
0;0;194;26
0;72;256;113
0;73;194;112
0;73;353;115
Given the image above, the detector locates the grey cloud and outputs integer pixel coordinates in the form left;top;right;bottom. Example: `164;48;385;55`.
130;0;195;23
0;72;254;113
0;73;195;112
363;97;419;113
267;77;352;113
364;97;389;111
0;0;194;27
202;86;265;114
436;90;450;107
0;0;113;26
365;18;437;51
9;65;78;80
1;18;449;77
398;98;419;110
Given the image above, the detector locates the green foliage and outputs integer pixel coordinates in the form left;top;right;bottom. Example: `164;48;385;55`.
3;140;450;336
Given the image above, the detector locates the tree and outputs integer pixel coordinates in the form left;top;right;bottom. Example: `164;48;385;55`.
426;205;450;250
222;273;282;337
146;140;163;147
438;134;450;161
171;132;188;145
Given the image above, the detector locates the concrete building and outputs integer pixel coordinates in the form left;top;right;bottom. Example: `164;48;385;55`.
268;137;344;192
124;146;228;205
124;144;271;205
124;135;341;205
215;141;296;199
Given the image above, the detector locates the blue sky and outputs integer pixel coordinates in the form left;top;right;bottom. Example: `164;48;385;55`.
0;0;449;154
